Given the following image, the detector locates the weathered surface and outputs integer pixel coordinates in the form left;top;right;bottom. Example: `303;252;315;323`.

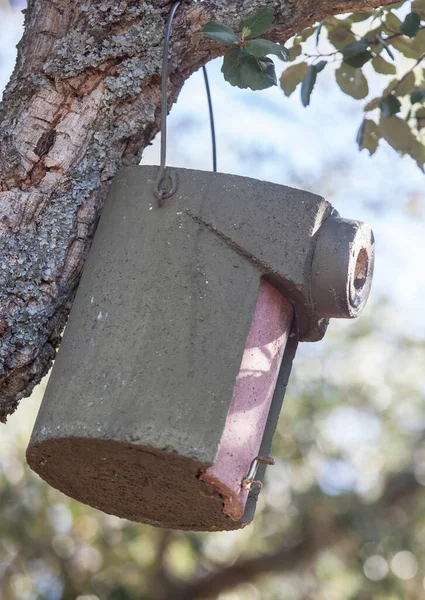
0;0;393;419
27;166;297;529
26;166;373;528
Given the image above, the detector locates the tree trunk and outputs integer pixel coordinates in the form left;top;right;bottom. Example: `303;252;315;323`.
0;0;394;420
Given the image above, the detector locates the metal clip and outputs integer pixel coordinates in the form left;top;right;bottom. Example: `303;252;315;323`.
241;455;275;491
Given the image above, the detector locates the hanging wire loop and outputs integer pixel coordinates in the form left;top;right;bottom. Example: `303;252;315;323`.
152;1;217;203
202;65;217;173
153;1;181;205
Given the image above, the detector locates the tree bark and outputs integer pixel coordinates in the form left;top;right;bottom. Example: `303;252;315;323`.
0;0;395;419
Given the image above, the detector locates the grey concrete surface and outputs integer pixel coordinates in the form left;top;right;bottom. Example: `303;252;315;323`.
27;166;374;530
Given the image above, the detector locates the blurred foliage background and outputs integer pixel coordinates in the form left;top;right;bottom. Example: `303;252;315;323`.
1;0;425;599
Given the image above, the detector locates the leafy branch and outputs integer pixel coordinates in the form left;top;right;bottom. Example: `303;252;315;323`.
279;3;425;170
202;8;289;91
203;3;425;170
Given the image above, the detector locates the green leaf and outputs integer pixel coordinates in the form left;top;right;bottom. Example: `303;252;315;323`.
360;119;381;155
242;55;277;90
393;71;416;97
287;44;302;60
379;115;425;168
416;107;425;128
239;8;274;38
335;64;369;99
384;11;402;33
301;65;317;106
356;118;365;146
300;62;327;107
379;95;401;118
365;26;384;44
383;46;395;60
371;55;396;75
344;51;373;68
390;35;422;59
327;25;357;50
245;39;289;61
341;38;372;68
400;12;421;38
411;88;425;104
350;11;374;22
413;28;425;52
341;38;370;58
358;119;380;154
412;0;425;19
297;27;316;42
241;26;251;39
364;97;382;111
314;60;327;73
315;23;323;46
222;48;277;90
222;48;248;87
280;62;309;96
202;22;239;46
325;15;352;28
385;77;398;91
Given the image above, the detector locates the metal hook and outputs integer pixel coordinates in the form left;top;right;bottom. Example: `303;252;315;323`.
153;1;181;204
241;455;275;491
152;2;217;204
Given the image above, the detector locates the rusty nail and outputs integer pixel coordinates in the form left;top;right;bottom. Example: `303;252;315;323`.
241;455;275;491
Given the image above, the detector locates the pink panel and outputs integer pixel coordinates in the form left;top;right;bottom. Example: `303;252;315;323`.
200;280;293;521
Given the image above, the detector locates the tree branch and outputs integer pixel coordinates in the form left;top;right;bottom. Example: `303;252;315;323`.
0;0;397;419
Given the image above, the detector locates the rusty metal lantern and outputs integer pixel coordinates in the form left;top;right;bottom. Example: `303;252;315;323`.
26;4;375;532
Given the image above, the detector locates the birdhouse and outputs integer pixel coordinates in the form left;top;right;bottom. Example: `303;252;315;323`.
26;166;374;531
